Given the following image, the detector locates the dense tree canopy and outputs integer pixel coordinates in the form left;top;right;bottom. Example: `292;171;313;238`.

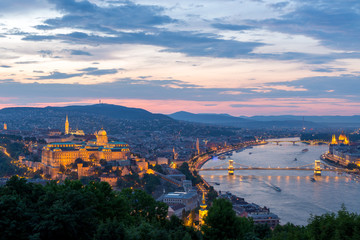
202;198;254;240
0;176;198;240
1;176;359;240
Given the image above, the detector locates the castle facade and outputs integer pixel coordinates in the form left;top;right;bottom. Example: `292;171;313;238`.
41;116;130;175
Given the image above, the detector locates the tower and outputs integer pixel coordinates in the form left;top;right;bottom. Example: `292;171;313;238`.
331;134;338;145
196;138;200;155
3;122;7;130
228;159;234;175
314;160;322;176
65;115;69;135
199;192;208;226
173;147;178;160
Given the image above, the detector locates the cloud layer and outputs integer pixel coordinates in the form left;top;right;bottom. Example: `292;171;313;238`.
0;0;360;115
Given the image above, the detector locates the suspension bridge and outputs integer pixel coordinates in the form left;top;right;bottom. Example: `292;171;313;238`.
197;159;350;176
265;140;328;145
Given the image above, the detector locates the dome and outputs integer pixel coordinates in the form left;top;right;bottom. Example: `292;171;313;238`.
339;133;346;141
98;129;107;136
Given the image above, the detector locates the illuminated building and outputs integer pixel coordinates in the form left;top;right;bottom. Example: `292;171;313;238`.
331;134;338;145
42;129;130;167
328;132;360;166
199;192;208;225
64;115;85;135
162;192;198;211
196;138;200;155
3;122;7;130
65;115;69;135
248;212;280;229
41;117;130;176
338;132;349;144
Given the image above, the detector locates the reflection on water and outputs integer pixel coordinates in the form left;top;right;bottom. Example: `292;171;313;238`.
201;137;360;226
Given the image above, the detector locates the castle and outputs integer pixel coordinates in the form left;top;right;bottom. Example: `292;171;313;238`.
41;116;130;176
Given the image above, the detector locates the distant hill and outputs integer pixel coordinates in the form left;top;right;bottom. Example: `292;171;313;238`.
46;104;171;121
169;111;252;126
1;104;170;121
169;112;360;129
0;104;174;134
243;115;360;124
2;105;359;132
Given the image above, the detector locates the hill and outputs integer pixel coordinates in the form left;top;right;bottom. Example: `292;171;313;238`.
0;104;175;134
168;111;320;129
1;104;170;121
244;115;360;124
169;111;252;125
169;112;360;129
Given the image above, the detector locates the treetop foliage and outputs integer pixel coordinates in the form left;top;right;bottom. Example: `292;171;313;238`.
0;176;198;240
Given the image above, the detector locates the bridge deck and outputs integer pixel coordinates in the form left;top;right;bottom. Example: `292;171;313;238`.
198;167;346;172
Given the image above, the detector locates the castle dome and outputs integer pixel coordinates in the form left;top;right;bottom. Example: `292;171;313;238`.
98;129;107;136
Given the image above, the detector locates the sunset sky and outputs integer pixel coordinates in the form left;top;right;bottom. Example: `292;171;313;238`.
1;0;359;115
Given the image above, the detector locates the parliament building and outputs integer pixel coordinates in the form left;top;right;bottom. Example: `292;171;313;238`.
41;116;130;175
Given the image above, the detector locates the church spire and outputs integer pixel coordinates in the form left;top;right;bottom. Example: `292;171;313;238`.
65;115;69;135
331;134;338;145
199;192;208;226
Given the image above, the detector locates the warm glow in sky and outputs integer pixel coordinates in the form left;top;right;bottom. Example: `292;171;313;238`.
1;0;360;116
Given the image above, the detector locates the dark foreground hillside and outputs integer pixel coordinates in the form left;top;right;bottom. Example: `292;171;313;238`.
0;177;198;240
0;177;359;240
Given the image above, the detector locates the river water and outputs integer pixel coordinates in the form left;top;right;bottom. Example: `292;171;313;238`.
200;137;360;225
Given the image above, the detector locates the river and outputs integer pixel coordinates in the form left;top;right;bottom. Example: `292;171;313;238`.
200;137;360;225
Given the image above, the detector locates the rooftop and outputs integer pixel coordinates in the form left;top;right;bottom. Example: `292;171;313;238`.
164;191;197;199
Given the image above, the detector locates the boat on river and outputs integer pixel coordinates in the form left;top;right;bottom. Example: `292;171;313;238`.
270;184;281;192
302;148;309;153
310;178;316;182
265;182;282;192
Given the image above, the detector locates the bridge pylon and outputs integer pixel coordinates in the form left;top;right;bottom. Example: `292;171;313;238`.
314;160;322;176
228;159;234;175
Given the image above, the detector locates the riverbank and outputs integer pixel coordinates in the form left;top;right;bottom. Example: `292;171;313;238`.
191;141;267;171
188;141;267;189
321;152;359;174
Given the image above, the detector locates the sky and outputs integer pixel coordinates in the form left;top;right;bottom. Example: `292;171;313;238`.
0;0;360;116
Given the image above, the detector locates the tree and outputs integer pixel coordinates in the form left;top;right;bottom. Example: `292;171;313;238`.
254;223;272;239
142;174;161;194
153;164;165;174
74;158;84;164
206;186;218;202
100;159;107;166
120;188;168;223
0;176;200;240
94;218;127;240
269;223;307;240
59;164;66;173
202;198;254;240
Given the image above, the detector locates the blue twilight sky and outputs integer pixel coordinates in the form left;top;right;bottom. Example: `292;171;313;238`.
0;0;360;115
